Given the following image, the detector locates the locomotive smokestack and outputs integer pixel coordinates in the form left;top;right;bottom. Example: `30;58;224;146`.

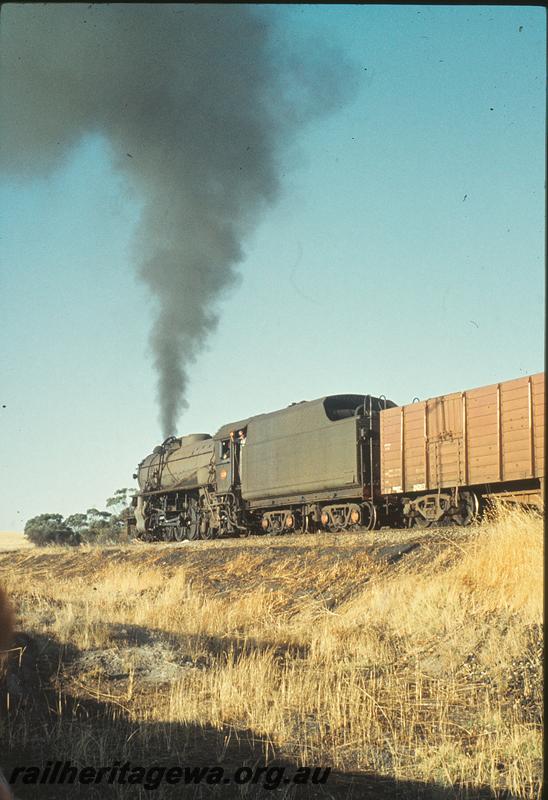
1;5;356;437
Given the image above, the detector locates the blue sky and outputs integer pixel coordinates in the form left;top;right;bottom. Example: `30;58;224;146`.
0;5;545;531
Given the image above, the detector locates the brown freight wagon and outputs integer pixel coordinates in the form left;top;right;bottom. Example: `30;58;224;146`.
380;373;544;527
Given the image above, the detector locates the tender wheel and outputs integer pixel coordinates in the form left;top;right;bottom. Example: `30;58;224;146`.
292;511;305;534
268;521;284;536
327;509;345;533
360;501;377;531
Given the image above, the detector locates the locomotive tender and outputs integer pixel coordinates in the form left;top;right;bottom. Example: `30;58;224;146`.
131;373;544;540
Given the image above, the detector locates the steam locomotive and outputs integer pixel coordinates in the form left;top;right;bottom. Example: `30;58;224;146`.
131;373;544;540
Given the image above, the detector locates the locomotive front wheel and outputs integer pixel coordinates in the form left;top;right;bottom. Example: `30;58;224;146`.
182;502;200;540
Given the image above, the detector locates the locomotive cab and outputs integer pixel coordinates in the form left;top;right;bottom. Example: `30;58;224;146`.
215;438;233;492
214;427;248;492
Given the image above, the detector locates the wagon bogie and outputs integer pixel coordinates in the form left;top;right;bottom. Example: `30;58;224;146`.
260;508;302;534
402;489;479;528
318;501;376;532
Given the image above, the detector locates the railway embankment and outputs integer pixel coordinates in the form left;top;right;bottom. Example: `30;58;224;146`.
0;506;542;798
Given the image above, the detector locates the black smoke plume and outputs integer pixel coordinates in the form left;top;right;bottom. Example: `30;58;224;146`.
1;4;355;436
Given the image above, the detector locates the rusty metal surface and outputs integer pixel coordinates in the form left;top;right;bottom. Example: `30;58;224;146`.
380;373;545;495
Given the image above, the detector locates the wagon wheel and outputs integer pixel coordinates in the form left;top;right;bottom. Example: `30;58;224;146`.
408;496;439;528
407;514;432;529
453;491;479;527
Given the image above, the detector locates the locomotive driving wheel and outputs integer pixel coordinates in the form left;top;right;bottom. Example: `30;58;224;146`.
184;503;200;540
173;525;186;542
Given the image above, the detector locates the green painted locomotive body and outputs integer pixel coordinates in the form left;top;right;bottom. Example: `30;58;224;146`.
133;393;395;540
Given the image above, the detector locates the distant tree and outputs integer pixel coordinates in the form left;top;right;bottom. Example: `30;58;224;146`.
24;491;134;549
105;488;133;544
81;506;125;545
64;513;88;533
106;488;132;514
24;514;80;547
86;508;113;526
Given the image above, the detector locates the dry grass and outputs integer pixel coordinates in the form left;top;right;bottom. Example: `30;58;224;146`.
0;532;30;552
0;505;542;798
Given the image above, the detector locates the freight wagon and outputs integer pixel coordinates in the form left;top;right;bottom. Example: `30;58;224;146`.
380;373;544;528
131;373;544;540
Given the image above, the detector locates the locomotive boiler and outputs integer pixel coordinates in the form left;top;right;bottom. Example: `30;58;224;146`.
131;372;544;541
134;434;214;540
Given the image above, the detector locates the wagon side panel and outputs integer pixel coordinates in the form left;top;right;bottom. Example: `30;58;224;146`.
425;393;464;489
403;403;428;492
499;377;533;481
466;384;500;485
531;373;545;478
380;406;403;494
